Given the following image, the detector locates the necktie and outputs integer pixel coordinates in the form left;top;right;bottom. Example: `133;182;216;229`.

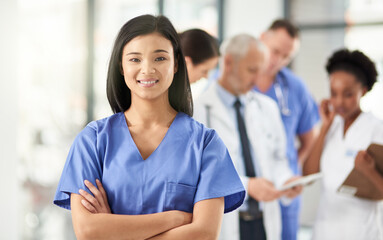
233;98;261;217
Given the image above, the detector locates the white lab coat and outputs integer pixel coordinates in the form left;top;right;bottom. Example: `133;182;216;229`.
312;112;383;240
194;81;293;240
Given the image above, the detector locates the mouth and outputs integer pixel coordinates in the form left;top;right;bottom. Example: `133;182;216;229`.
137;79;159;87
335;107;346;115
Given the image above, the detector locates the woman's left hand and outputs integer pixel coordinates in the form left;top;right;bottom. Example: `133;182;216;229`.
79;179;111;214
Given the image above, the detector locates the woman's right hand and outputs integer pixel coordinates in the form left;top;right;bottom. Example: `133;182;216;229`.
320;99;336;129
354;150;375;177
79;179;112;214
79;180;192;226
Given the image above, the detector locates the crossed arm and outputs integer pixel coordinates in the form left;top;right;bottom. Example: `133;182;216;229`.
71;180;224;240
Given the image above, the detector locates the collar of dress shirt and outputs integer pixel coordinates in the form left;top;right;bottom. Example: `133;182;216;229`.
216;82;247;108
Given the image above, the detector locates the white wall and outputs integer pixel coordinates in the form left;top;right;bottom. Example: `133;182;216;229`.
0;0;19;239
224;0;282;39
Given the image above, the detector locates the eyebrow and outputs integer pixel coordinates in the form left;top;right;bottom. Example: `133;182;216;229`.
125;49;170;56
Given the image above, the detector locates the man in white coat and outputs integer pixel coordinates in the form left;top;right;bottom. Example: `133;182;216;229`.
193;34;302;240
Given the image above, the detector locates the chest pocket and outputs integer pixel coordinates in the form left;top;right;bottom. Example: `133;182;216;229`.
164;182;197;213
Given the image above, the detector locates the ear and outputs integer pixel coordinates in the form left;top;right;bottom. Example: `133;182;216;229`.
260;32;267;41
361;86;368;97
224;54;234;73
184;56;193;73
184;56;193;66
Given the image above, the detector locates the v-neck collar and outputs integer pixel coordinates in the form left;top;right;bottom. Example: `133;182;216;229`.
335;112;366;140
121;112;181;161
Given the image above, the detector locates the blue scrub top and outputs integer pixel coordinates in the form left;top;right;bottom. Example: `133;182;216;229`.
54;112;245;214
254;68;319;174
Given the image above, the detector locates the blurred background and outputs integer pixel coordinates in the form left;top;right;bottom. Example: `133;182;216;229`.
1;0;382;239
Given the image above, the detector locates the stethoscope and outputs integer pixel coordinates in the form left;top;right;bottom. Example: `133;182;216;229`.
274;72;291;116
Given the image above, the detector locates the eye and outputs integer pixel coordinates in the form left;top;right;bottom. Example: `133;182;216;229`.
248;68;258;73
344;92;353;97
129;58;140;63
155;56;166;61
273;49;280;55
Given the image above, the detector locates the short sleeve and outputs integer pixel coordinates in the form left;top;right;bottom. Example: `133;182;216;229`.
296;84;320;134
53;124;103;210
194;129;245;213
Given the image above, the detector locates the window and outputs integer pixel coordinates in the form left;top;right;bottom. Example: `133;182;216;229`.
18;0;87;239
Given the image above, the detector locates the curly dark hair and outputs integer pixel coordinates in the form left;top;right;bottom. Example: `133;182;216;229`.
325;49;378;91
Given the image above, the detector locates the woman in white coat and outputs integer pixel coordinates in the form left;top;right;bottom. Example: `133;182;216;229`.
303;49;383;240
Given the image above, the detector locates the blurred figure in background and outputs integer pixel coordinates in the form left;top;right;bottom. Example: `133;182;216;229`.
179;28;220;98
194;33;302;240
254;19;320;240
304;49;383;240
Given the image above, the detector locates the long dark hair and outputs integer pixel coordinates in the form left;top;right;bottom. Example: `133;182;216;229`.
106;14;193;116
179;29;220;65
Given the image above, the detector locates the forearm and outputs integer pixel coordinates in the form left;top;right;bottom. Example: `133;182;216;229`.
297;148;308;166
303;126;328;175
298;141;312;166
297;129;317;166
76;212;182;240
149;198;224;240
71;194;185;240
148;221;216;240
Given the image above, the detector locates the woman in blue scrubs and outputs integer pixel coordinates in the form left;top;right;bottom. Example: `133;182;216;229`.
53;14;245;239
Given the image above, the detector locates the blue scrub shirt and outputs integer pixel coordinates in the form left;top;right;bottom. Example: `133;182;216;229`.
54;112;245;215
254;68;319;174
254;67;319;240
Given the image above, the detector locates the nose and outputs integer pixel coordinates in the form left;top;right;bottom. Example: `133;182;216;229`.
333;95;344;107
141;60;155;74
273;54;284;66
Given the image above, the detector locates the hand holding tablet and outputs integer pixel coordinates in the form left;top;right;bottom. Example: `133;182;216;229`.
279;172;322;191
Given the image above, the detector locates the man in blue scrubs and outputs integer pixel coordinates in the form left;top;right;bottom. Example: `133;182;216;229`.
254;19;320;240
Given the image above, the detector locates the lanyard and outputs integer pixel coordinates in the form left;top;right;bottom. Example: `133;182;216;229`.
274;73;290;116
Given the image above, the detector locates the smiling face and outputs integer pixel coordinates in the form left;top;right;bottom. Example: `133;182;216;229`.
329;70;367;120
121;32;177;103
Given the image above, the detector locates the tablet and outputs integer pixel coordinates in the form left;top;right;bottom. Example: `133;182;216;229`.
278;172;322;191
